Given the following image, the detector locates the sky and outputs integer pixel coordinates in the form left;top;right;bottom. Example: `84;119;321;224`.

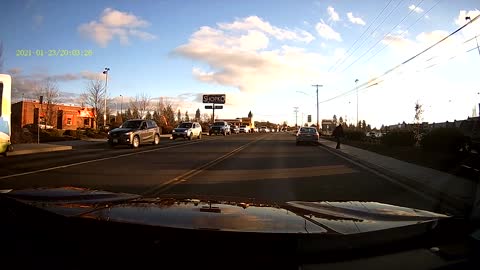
1;0;479;128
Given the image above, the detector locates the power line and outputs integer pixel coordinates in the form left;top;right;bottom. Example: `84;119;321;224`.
340;0;426;73
328;0;394;72
361;0;442;66
319;14;480;104
332;0;405;73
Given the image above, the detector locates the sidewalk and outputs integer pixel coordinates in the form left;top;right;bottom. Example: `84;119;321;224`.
319;139;478;213
6;143;72;156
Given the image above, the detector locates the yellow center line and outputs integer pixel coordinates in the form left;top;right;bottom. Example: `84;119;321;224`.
142;134;268;196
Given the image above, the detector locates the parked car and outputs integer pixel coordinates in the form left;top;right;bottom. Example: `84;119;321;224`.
296;127;319;145
231;125;240;134
239;125;250;133
172;122;202;140
108;119;160;148
259;126;269;133
209;121;231;136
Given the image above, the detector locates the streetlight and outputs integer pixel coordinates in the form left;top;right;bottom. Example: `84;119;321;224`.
355;79;359;128
102;67;110;127
466;17;480;56
120;94;123;117
312;85;323;129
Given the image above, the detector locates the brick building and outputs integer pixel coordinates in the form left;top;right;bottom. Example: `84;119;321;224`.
11;100;95;130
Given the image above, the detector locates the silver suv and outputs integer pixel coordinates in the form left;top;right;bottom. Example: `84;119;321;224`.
172;122;202;140
108;120;161;148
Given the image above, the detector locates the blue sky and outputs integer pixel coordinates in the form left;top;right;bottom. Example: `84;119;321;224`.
1;0;479;128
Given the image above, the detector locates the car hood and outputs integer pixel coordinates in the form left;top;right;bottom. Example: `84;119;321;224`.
173;127;190;132
109;127;136;134
0;187;449;235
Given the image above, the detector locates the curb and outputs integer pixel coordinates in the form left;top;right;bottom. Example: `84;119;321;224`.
6;145;73;157
318;142;470;215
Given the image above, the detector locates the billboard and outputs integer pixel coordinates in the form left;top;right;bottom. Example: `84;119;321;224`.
203;94;226;104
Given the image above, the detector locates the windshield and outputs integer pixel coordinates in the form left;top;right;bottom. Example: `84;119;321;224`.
3;1;478;252
178;123;192;128
120;121;142;129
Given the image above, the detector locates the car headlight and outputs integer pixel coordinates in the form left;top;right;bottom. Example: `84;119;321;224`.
184;130;189;133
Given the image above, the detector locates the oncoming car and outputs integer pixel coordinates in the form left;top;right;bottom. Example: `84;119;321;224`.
108;120;161;148
172;122;202;140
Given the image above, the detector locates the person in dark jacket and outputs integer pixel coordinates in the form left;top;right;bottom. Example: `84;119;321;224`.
332;124;344;149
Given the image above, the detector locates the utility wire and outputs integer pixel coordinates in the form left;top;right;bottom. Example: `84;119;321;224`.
332;0;405;73
361;0;442;65
319;14;480;104
340;0;425;73
328;0;394;72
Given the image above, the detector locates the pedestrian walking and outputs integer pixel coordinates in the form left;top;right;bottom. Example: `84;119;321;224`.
332;124;344;149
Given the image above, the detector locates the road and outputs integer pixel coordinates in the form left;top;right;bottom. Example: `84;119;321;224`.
0;133;448;213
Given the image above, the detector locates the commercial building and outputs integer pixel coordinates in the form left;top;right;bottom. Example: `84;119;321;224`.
11;100;95;130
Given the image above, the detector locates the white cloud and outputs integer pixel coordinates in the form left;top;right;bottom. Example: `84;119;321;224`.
315;20;342;41
78;8;156;47
217;16;315;43
454;10;480;38
327;6;340;22
408;5;424;13
347;12;366;25
175;18;329;94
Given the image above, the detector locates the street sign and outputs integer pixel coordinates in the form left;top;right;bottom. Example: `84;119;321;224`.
205;105;213;109
203;94;226;104
214;105;223;109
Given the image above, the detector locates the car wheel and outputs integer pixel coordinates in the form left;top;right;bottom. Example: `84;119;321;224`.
132;136;140;148
223;131;226;136
188;133;193;140
198;133;202;139
153;134;160;145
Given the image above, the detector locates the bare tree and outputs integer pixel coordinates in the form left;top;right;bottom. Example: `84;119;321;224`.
81;79;105;129
37;78;60;127
138;93;151;118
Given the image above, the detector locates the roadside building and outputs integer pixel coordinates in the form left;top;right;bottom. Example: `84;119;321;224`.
11;100;95;130
321;119;334;135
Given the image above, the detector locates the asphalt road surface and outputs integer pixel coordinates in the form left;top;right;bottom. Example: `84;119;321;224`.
0;133;448;213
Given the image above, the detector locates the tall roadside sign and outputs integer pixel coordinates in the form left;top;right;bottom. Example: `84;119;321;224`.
203;94;225;122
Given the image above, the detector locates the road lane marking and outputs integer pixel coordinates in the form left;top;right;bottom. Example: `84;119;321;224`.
0;137;222;180
316;144;460;214
142;135;268;196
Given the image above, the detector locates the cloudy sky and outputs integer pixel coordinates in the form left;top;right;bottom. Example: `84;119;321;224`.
1;0;479;128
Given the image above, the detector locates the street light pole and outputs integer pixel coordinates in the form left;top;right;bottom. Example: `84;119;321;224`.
293;107;299;128
120;94;123;118
103;67;110;127
312;84;323;129
355;79;359;128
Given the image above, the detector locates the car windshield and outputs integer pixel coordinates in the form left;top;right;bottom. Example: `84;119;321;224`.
178;123;192;128
4;1;479;259
121;121;142;129
300;128;316;134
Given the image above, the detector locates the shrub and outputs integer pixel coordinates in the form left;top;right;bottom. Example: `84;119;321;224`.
11;125;34;144
45;129;64;137
63;129;78;137
161;125;174;134
343;129;366;141
382;130;416;147
421;127;467;153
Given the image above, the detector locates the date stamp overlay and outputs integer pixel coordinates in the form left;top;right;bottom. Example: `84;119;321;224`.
16;49;93;57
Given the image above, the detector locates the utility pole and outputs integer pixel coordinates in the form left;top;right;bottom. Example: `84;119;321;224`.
103;67;110;127
293;107;299;128
355;79;359;128
312;84;323;128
